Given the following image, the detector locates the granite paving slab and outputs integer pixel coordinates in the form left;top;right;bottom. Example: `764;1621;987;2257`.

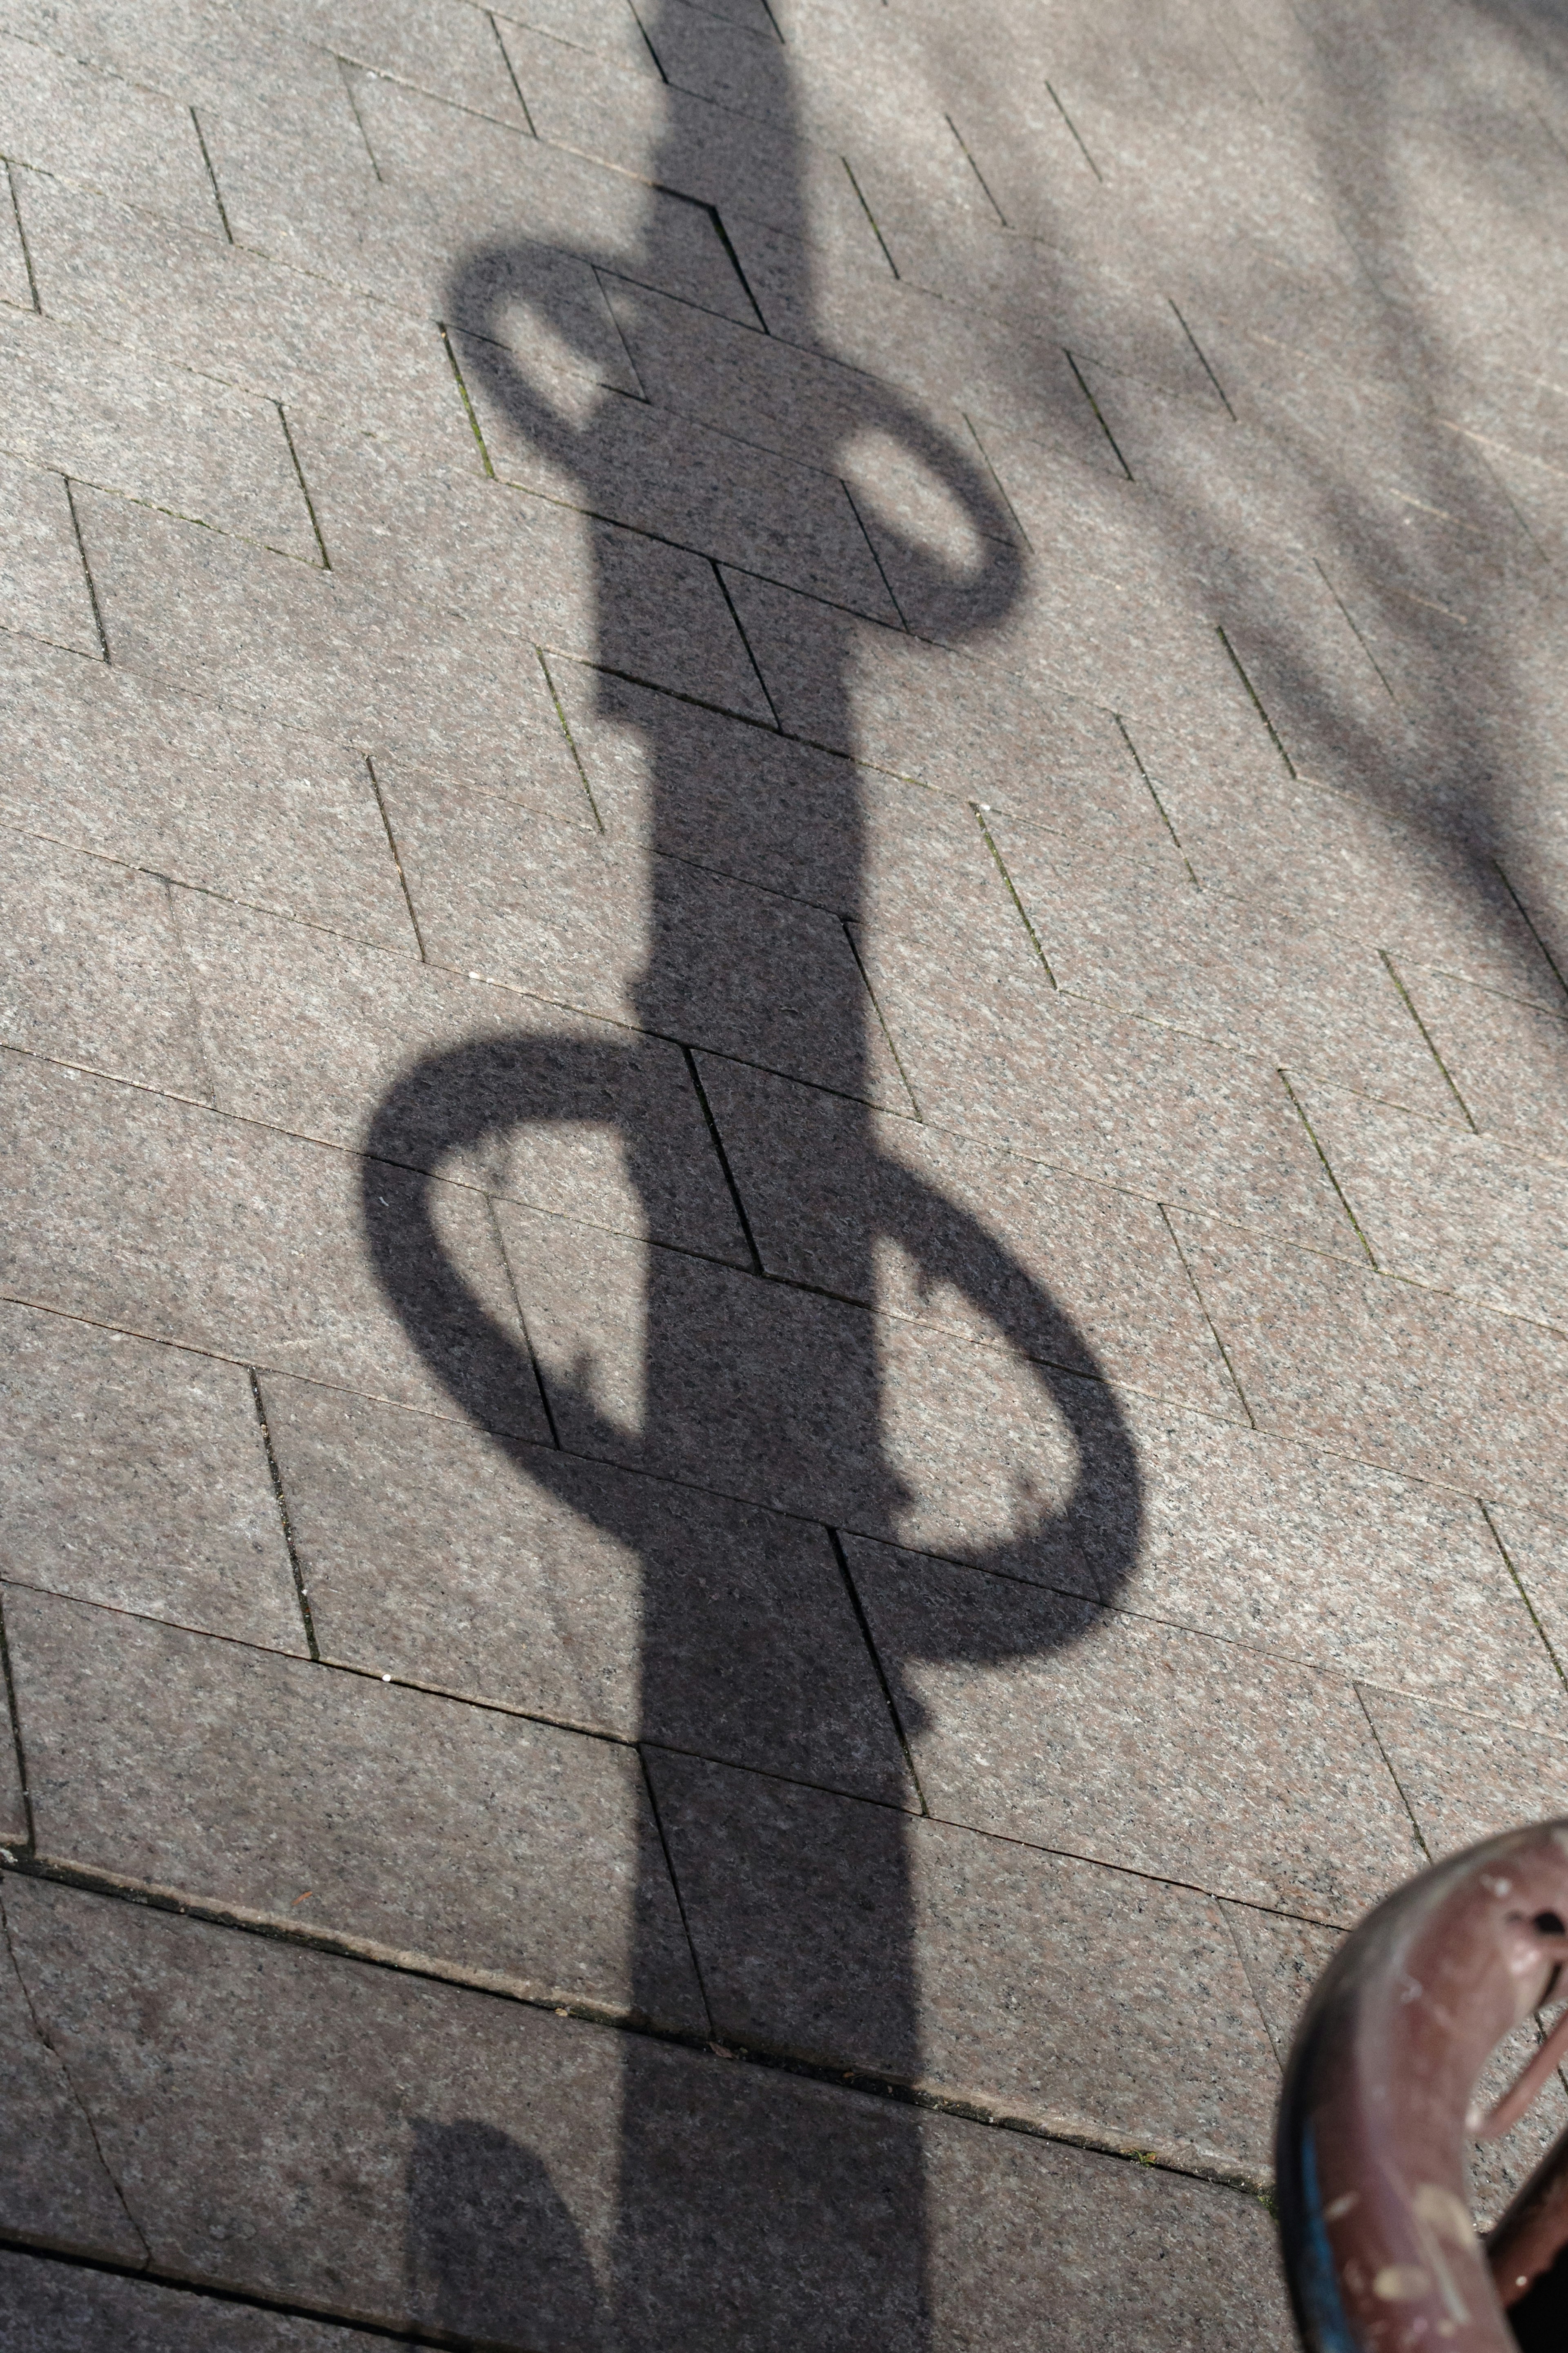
0;453;102;655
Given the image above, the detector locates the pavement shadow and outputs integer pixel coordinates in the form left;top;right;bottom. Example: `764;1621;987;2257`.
366;6;1143;2344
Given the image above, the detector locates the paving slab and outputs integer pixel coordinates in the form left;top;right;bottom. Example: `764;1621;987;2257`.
0;451;101;654
0;634;417;949
1;1050;548;1437
1;1877;1292;2347
0;28;220;236
7;1586;705;2025
0;2249;385;2353
0;1298;303;1648
0;828;210;1095
1401;963;1568;1155
847;1537;1423;1923
259;1373;914;1800
646;1748;1279;2172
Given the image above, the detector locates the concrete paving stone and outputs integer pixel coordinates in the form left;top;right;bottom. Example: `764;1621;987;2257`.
500;0;663;76
8;1587;706;2027
0;1299;304;1649
646;1749;1278;2171
495;20;877;258
333;69;757;322
847;1538;1423;1923
0;1896;144;2259
1155;765;1563;1004
277;423;767;717
497;1200;1107;1570
0;160;33;309
548;657;866;905
0;1049;549;1438
1297;1079;1568;1326
0;633;417;950
0;1697;22;1844
1220;1899;1568;2230
266;0;528;118
0;303;313;563
14;167;478;464
695;1057;1243;1416
993;825;1461;1121
1089;1389;1566;1728
1172;1207;1568;1511
0;829;210;1095
1402;965;1568;1155
855;936;1364;1253
0;28;221;237
455;332;901;619
72;486;597;784
635;0;798;115
2;1874;1289;2346
260;1373;914;1800
0;2249;388;2353
375;760;903;1098
716;572;1181;857
174;888;747;1260
0;451;100;654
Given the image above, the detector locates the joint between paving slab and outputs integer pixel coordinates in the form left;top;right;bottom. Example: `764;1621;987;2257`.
682;1043;765;1272
840;474;909;627
1110;714;1198;882
711;560;782;724
60;478;110;661
1276;1069;1377;1265
1379;948;1477;1129
247;1371;321;1659
1044;82;1102;179
274;402;331;568
1493;859;1568;1008
0;1854;1274;2201
842;157;900;278
535;647;605;829
635;1747;717;2034
1167;301;1234;417
1312;559;1401;705
0;1593;36;1857
842;917;922;1115
1063;349;1131;478
487;9;539;134
0;1879;150;2260
1480;1500;1568;1694
335;56;385;180
964;411;1031;546
3;157;41;308
944;116;1007;224
0;2239;453;2351
1158;1202;1257;1427
625;0;671;81
828;1529;929;1812
363;753;430;954
438;322;495;476
187;107;233;241
973;805;1058;982
1351;1683;1432;1867
704;202;769;330
486;1196;563;1445
1215;626;1295;775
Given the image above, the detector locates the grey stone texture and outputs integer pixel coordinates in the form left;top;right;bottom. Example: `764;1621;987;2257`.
6;0;1568;2333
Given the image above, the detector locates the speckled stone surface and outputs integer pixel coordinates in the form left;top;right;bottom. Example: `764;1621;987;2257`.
5;0;1568;2335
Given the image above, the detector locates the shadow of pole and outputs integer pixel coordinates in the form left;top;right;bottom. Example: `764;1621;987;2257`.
372;8;1143;2341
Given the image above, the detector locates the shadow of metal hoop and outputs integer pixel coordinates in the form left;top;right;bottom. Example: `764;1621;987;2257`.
1277;1820;1568;2353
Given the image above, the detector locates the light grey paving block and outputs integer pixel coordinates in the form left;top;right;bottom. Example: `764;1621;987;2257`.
499;0;663;75
0;305;315;556
72;486;591;786
14;166;474;464
848;1539;1423;1923
0;451;98;653
0;1887;143;2259
1298;1080;1568;1326
695;1057;1243;1416
1093;1392;1566;1729
0;160;32;309
283;423;769;718
856;937;1361;1254
8;1588;704;2028
210;83;754;327
0;1299;304;1648
260;1374;914;1801
0;2248;385;2352
0;1050;548;1437
992;827;1459;1122
3;1876;1290;2346
1403;964;1568;1157
499;1200;1116;1568
1173;1207;1568;1513
0;634;417;949
272;0;527;116
648;1751;1278;2172
176;890;746;1259
375;763;906;1100
0;29;220;235
0;830;209;1093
